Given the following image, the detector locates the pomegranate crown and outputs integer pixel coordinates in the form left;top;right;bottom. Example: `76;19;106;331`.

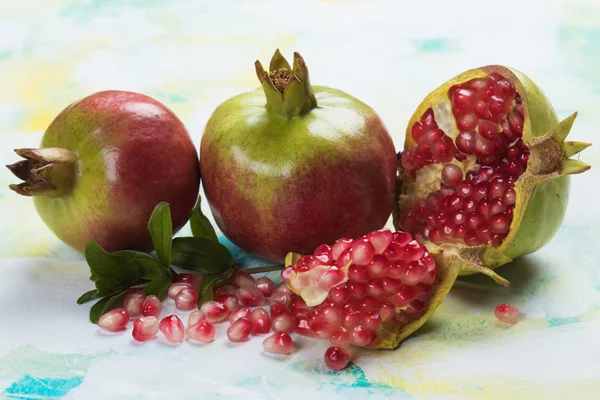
255;49;318;117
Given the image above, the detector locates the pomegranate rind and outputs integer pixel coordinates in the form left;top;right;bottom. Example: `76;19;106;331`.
394;65;590;273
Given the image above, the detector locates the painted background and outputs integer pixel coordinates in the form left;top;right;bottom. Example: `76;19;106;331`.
1;0;599;398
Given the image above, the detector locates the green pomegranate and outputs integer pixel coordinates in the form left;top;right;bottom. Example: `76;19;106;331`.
200;50;397;262
7;90;200;253
394;66;591;274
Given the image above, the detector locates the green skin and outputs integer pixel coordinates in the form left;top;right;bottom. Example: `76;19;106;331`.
18;91;200;253
201;84;397;262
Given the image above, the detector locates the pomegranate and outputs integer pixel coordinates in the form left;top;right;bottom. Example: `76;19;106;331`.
6;90;200;253
200;50;396;262
395;66;590;274
282;228;509;349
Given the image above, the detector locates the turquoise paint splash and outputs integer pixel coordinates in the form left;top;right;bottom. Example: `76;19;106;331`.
3;375;83;398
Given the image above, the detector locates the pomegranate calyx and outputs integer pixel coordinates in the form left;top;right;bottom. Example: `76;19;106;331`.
255;50;317;117
7;148;76;197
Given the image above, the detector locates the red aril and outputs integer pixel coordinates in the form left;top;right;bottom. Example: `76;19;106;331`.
494;303;519;324
250;308;271;335
188;310;206;327
132;316;159;342
98;308;130;332
227;318;253;342
200;301;229;323
159;315;185;344
123;291;146;319
142;295;161;318
229;307;252;324
187;320;216;343
324;346;352;370
175;288;199;311
263;332;294;355
168;282;192;299
255;276;276;297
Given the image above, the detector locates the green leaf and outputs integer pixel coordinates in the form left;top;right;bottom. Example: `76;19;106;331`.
143;275;172;300
95;278;122;296
77;290;99;305
111;250;156;261
84;241;141;287
190;197;218;241
171;237;234;274
197;268;234;308
147;202;173;266
89;291;132;324
112;250;162;281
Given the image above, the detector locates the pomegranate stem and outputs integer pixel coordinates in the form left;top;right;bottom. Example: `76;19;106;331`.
241;264;284;275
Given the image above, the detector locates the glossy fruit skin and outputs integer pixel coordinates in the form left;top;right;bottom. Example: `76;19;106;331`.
201;86;396;262
34;91;199;252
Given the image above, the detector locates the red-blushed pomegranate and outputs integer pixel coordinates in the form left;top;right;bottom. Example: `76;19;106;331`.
132;316;159;342
98;308;130;332
324;347;351;370
227;318;253;342
142;295;162;318
159;315;185;344
495;303;520;324
175;288;199;311
123;291;146;319
200;50;396;262
283;228;508;349
187;320;216;343
188;310;206;327
263;332;294;355
7;91;200;253
395;66;590;274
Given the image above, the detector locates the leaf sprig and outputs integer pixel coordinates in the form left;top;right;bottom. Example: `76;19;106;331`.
78;198;235;323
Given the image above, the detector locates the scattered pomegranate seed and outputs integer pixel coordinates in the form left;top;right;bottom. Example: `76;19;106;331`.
227;317;253;342
251;308;271;334
229;307;252;324
187;320;215;343
324;346;352;370
176;273;202;288
98;308;130;332
263;332;294;355
159;315;185;344
494;303;519;324
188;310;206;327
271;313;296;333
167;282;192;300
132;316;159;342
236;285;265;307
123;291;146;319
231;269;255;288
269;291;292;307
175;288;199;311
200;301;229;323
220;294;241;312
269;302;289;319
255;276;276;297
142;295;162;318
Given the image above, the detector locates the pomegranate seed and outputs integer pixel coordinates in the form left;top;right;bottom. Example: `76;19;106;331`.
215;285;236;297
175;288;199;311
270;301;289;319
176;273;203;288
295;317;315;337
363;311;382;330
263;332;294;355
98;308;130;332
290;295;308;311
269;291;292;307
168;282;192;300
367;229;393;254
231;269;255;287
477;223;493;243
457;112;478;131
366;279;384;297
392;231;412;246
349;282;366;298
281;266;293;283
474;134;495;156
464;231;482;246
328;285;351;305
490;213;511;234
411;121;425;143
123;291;146;319
350;325;374;347
229;307;251;324
132;316;159;342
187;320;215;343
348;265;370;283
403;241;425;262
478;199;491;218
493;80;516;99
255;276;276;297
494;303;519;324
456;131;475;154
364;255;389;279
251;308;271;334
329;326;351;347
221;294;241;311
452;87;476;110
343;307;363;329
351;238;375;266
142;295;161;318
456;182;473;198
441;164;463;187
200;301;229;323
423;128;445;145
227;317;253;342
236;285;265;307
271;313;296;333
402;261;428;285
159;315;185;344
313;244;333;262
392;285;418;306
188;310;206;327
331;238;353;260
478;120;498;140
382;278;401;296
504;188;517;205
324;346;351;370
336;248;353;268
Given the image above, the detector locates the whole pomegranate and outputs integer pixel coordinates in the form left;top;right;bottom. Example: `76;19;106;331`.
7;90;200;253
395;66;590;273
200;50;396;262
